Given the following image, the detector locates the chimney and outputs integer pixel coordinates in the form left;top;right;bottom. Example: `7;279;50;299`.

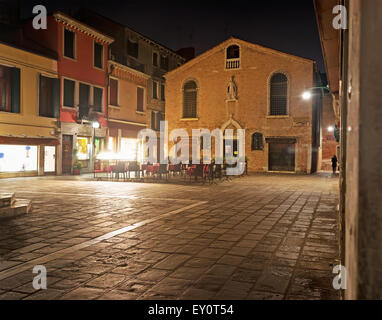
176;47;195;62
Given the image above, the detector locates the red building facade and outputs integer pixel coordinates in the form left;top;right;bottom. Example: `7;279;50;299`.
24;12;114;174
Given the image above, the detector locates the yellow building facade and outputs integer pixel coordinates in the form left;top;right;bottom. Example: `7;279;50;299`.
0;42;59;178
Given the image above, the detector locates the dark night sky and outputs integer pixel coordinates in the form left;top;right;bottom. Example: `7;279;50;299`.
13;0;325;71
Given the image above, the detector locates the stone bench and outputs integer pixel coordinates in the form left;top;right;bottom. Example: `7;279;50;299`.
0;193;32;219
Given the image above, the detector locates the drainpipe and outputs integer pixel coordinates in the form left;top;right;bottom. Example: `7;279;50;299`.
106;61;115;151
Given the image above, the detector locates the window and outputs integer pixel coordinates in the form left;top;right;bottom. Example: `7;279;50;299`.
153;52;158;67
151;111;155;130
0;145;38;172
109;78;118;106
251;133;264;151
269;73;288;116
226;45;240;69
152;81;158;99
63;79;75;107
94;42;103;69
182;80;197;118
0;65;20;113
93;87;103;112
0;65;11;112
64;29;75;59
137;87;144;112
156;112;161;131
160;55;169;71
79;83;90;107
78;83;90;119
227;45;240;59
127;39;138;58
76;137;90;160
39;75;60;118
160;83;165;101
149;111;161;131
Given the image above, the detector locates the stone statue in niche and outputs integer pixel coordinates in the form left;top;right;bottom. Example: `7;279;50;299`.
227;76;238;101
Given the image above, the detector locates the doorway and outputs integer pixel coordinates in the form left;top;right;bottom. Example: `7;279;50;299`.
268;140;296;172
62;135;73;174
44;146;56;173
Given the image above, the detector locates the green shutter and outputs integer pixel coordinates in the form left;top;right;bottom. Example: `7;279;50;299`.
11;67;20;113
52;78;60;118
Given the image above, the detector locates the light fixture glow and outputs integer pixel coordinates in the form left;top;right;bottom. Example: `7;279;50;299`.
328;126;334;132
92;122;100;129
302;91;312;100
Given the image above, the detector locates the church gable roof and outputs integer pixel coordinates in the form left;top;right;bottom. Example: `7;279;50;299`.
165;37;314;78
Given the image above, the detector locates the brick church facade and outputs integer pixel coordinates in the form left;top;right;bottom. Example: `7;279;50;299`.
165;38;321;173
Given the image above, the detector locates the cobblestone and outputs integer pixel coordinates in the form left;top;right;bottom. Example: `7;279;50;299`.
0;173;341;300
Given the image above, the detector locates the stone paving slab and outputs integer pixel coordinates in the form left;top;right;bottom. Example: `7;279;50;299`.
0;173;341;300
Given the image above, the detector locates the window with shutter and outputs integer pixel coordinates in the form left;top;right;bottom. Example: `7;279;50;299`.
156;112;161;131
94;42;103;69
182;80;197;119
153;52;158;67
39;75;59;118
110;78;118;106
151;111;155;130
0;65;11;112
137;87;144;112
63;79;75;108
160;55;169;71
64;29;75;59
127;39;138;58
269;73;288;116
161;83;165;101
152;81;158;99
93;87;103;112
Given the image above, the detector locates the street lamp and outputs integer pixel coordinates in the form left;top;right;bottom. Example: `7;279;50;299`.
302;91;312;100
92;121;100;173
302;86;330;100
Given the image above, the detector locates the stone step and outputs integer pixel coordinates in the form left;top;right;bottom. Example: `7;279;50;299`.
13;199;32;215
0;199;32;219
0;193;16;208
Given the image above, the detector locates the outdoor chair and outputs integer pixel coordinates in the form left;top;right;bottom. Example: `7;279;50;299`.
127;161;141;180
204;163;215;184
113;162;127;181
188;164;204;182
158;164;169;181
169;163;182;176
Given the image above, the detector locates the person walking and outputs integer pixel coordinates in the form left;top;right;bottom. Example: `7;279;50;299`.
331;155;338;174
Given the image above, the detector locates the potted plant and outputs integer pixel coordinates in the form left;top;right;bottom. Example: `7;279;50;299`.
73;161;82;175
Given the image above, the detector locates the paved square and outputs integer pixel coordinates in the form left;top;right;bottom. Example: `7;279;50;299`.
0;174;341;300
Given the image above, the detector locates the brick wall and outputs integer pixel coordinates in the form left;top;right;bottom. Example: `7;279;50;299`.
165;38;316;173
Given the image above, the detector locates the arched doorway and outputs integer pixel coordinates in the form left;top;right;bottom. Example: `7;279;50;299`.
221;118;243;160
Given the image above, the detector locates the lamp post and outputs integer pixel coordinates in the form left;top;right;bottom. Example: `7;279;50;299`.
92;121;100;172
302;86;330;100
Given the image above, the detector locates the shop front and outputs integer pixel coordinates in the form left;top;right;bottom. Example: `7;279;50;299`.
107;120;146;163
0;137;59;178
60;122;107;174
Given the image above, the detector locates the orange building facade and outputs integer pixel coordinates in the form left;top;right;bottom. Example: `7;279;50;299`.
106;60;149;161
165;38;321;173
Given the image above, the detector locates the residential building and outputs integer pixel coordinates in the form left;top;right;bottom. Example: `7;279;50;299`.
106;60;149;161
75;9;185;137
165;38;321;173
0;41;59;178
315;0;382;299
23;12;114;174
